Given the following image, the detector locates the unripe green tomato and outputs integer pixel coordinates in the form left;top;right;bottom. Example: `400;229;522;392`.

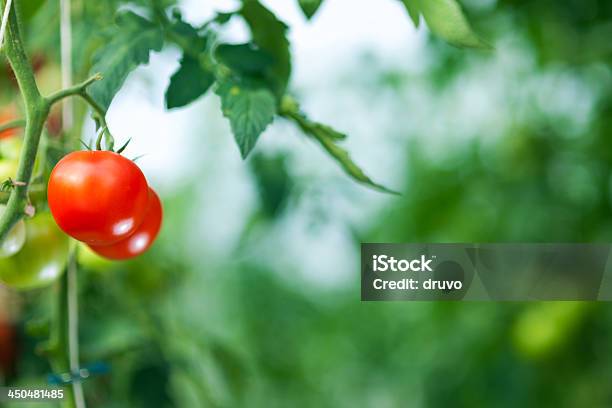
0;160;17;182
0;205;25;258
0;213;69;290
0;137;22;161
77;242;113;271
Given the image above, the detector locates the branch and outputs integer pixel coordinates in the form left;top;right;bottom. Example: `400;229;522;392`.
46;73;102;106
47;73;114;145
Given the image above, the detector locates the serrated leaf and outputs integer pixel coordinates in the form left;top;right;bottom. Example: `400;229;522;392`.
283;107;397;194
215;43;274;76
166;54;215;109
400;0;420;27
170;19;203;44
314;131;398;194
87;12;164;112
240;1;291;98
215;81;276;158
298;0;324;19
418;0;489;49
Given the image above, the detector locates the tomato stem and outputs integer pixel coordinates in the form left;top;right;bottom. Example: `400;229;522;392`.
0;0;48;244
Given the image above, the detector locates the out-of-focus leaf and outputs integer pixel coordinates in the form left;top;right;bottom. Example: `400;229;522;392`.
298;0;324;19
88;12;164;112
130;361;173;408
215;80;276;158
213;12;235;25
399;0;420;27
240;0;291;98
17;0;45;21
215;43;274;76
417;0;489;49
165;53;215;109
250;153;293;218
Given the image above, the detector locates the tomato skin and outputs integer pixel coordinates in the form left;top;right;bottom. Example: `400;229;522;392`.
47;151;149;245
89;188;163;260
0;213;69;290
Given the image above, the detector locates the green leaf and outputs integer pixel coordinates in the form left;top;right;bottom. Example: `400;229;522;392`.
417;0;489;49
166;53;215;109
317;136;398;194
215;43;274;76
400;0;420;27
298;0;324;19
215;81;276;158
88;12;164;112
213;12;235;25
240;1;291;98
17;0;45;21
281;102;397;194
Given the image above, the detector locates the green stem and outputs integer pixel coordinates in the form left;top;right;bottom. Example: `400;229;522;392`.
48;260;77;408
46;74;102;106
0;0;48;244
77;91;113;146
0;8;102;244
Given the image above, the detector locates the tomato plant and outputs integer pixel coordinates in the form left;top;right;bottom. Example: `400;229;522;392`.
0;213;69;290
47;151;149;245
89;188;163;260
0;0;487;405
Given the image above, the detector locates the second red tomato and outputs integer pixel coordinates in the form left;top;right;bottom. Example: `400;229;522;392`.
89;188;163;260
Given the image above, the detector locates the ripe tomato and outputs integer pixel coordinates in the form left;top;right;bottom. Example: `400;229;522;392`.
89;188;163;260
47;151;149;245
0;213;69;290
0;205;26;258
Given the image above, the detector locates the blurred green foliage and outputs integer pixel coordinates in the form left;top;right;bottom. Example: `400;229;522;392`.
3;0;612;407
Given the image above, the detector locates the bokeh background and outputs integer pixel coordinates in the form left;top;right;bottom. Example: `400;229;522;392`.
2;0;612;406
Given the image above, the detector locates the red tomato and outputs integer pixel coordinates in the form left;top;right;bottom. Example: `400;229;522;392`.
89;188;163;260
47;151;149;245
